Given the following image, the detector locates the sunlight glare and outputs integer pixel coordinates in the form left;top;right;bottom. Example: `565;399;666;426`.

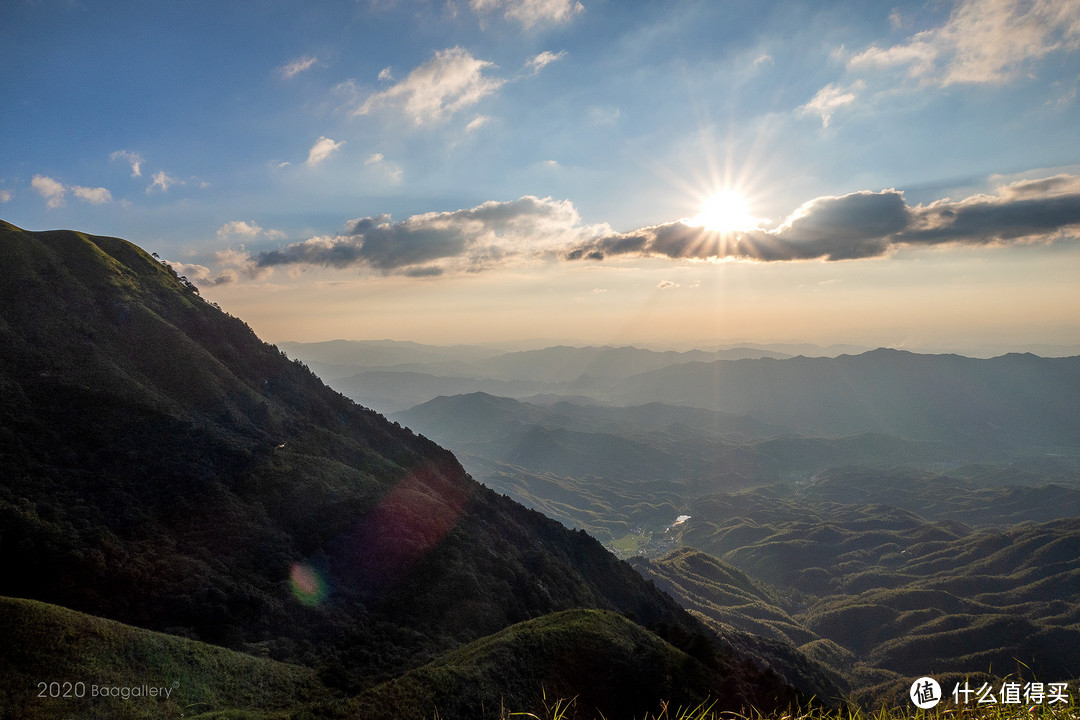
690;190;758;233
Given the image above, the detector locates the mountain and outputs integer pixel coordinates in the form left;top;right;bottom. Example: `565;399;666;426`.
0;221;831;716
614;349;1080;452
390;392;958;547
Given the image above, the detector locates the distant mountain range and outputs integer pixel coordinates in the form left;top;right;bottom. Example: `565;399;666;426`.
0;220;831;718
287;341;1080;459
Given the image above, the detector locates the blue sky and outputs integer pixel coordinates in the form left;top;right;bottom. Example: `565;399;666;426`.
3;0;1080;351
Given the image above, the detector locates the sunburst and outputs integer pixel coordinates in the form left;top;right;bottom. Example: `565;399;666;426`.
689;190;758;233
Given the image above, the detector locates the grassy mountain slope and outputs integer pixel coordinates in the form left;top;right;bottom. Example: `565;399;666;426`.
0;595;327;720
350;609;796;720
0;221;830;715
646;476;1080;696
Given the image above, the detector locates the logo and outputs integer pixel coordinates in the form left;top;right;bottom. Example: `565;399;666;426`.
910;677;942;709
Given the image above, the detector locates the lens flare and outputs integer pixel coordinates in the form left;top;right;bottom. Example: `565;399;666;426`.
289;563;326;606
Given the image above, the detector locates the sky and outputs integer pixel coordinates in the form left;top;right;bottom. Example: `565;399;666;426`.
3;0;1080;353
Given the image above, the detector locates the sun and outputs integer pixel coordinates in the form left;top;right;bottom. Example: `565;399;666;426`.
690;190;758;233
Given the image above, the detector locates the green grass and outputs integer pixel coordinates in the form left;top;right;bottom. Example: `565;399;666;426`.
0;596;331;720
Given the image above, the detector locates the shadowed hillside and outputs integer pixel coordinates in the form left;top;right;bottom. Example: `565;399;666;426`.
0;220;832;717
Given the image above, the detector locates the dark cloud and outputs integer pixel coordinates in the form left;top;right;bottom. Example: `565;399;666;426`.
902;192;1080;245
241;177;1080;281
566;180;1080;263
252;196;603;275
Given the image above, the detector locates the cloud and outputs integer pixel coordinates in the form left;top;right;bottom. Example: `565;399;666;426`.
147;171;181;193
465;114;492;132
252;195;611;275
165;261;213;282
656;280;680;290
0;190;11;203
279;55;319;79
71;186;113;204
110;150;143;177
355;47;504;126
31;175;113;207
564;175;1080;263
31;175;66;208
216;221;287;245
848;0;1080;86
306;136;345;166
365;153;403;183
525;50;566;75
799;80;864;127
470;0;584;29
205;246;276;285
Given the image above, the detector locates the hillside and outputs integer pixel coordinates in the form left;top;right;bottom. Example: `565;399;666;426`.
0;220;830;717
0;596;328;720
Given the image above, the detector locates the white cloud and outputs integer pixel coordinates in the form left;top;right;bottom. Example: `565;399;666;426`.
0;190;11;203
31;175;66;208
378;66;394;82
470;0;584;29
849;0;1080;86
525;50;566;74
306;136;345;166
147;171;181;193
165;261;213;281
799;80;865;127
71;186;113;204
217;221;263;240
465;114;492;132
355;47;504;125
656;280;680;290
279;55;319;79
217;220;287;241
109;150;143;177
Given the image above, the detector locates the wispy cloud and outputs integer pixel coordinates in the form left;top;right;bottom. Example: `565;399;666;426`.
470;0;584;29
147;170;181;193
525;50;566;75
354;47;504;126
465;114;492;132
306;136;345;166
365;152;403;183
109;149;143;177
799;80;864;127
0;190;11;203
279;54;319;79
564;175;1080;263
848;0;1080;86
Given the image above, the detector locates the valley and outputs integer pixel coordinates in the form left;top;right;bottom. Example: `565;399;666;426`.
283;337;1080;706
